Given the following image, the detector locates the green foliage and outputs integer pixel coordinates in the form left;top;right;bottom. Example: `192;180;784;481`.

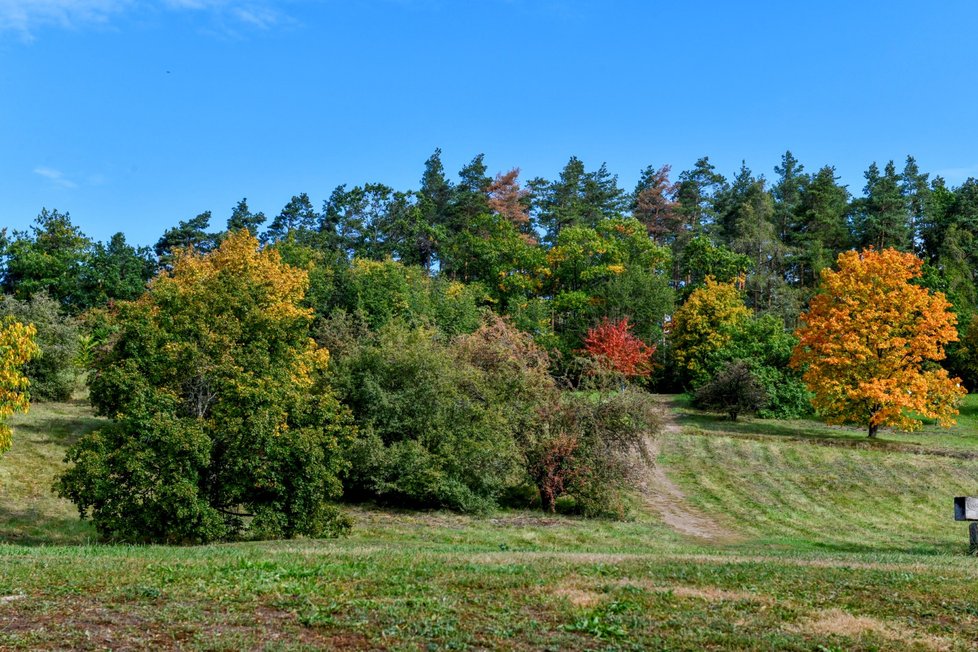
333;321;525;512
154;211;215;264
0;293;80;401
694;360;768;420
57;232;353;543
334;257;481;336
677;236;752;297
77;232;155;308
706;314;813;419
2;209;92;312
951;318;978;391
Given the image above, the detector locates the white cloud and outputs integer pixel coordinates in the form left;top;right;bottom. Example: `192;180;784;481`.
0;0;285;38
33;166;79;189
0;0;131;36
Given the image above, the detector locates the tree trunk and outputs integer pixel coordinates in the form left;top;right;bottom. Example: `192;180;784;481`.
868;424;878;438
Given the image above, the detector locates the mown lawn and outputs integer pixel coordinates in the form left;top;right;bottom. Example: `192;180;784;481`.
1;394;978;650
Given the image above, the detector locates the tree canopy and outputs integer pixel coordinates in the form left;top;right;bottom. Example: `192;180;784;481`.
792;248;966;437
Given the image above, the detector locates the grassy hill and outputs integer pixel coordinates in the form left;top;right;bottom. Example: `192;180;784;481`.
1;394;977;650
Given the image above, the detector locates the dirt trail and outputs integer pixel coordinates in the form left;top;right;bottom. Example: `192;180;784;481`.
636;396;727;541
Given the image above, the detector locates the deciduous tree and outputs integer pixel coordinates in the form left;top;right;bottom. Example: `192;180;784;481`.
583;317;655;378
58;231;353;543
0;319;38;455
791;248;966;437
670;277;750;384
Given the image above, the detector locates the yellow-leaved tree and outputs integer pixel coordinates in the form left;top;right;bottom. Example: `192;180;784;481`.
791;248;967;437
0;319;39;455
670;277;750;384
57;231;353;544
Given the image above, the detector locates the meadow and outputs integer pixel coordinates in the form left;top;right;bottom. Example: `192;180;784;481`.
1;394;977;650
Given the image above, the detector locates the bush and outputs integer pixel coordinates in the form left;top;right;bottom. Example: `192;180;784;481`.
528;388;660;517
332;321;524;512
0;292;80;401
694;360;767;421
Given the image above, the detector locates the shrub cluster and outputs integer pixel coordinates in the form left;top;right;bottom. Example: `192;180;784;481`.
330;314;659;516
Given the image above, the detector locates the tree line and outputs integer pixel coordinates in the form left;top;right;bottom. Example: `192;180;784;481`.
0;148;973;543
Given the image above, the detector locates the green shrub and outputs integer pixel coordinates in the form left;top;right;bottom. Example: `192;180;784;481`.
0;292;80;401
693;360;767;421
333;321;523;512
703;314;812;419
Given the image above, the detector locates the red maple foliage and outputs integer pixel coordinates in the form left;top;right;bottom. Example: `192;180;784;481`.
583;317;656;378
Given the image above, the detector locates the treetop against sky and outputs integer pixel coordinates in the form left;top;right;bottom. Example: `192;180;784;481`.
2;0;977;245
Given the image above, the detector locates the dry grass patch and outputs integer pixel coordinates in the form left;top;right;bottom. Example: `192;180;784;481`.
792;608;954;651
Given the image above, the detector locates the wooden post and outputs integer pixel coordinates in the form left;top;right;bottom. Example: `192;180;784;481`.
970;523;978;556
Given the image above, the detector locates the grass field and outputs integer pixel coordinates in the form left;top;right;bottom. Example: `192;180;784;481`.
1;394;977;650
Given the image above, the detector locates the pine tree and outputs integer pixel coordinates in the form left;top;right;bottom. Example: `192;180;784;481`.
631;164;679;244
226;198;266;236
264;193;319;244
853;161;911;251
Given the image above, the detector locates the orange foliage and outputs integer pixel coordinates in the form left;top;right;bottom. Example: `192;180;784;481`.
791;248;967;437
488;168;535;244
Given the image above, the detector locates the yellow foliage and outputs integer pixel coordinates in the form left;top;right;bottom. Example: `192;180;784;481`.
791;248;967;435
150;230;328;392
0;320;39;454
671;278;750;379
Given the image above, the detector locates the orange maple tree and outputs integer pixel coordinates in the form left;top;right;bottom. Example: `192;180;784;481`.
791;248;967;437
583;317;655;378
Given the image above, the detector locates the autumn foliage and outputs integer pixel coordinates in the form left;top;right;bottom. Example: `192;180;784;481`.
669;277;750;383
583;317;656;378
0;319;39;456
791;248;967;437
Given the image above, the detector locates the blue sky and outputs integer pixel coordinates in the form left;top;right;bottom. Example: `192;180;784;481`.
2;0;977;246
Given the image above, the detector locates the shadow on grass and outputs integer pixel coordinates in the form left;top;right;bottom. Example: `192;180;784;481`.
676;410;978;458
11;409;103;447
0;504;94;546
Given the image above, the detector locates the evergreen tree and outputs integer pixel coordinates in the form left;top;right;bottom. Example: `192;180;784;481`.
226;198;266;236
793;166;850;287
852;161;911;251
534;156;626;243
772;151;807;245
155;211;216;265
674;156;726;237
2;208;92;311
631;163;679;244
326;183;397;260
900;156;930;256
264;193;319;244
79;233;156;307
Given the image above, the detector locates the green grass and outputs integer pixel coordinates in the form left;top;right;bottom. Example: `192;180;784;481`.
0;396;100;545
2;393;978;649
679;392;978;452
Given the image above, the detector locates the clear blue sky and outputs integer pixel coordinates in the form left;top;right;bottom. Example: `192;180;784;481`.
2;0;977;246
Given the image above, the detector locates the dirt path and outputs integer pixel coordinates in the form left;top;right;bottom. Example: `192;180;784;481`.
636;395;726;541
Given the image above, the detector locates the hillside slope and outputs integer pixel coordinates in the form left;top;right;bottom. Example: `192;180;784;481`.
0;395;977;650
